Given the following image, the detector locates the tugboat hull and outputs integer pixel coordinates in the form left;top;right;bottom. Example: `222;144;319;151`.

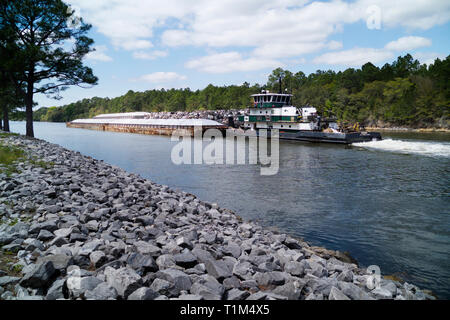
279;130;382;144
248;130;382;144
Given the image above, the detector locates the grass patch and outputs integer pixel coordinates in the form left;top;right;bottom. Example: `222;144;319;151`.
29;158;55;170
0;144;25;166
8;218;19;226
0;141;54;175
0;251;21;277
0;132;19;138
0;143;25;176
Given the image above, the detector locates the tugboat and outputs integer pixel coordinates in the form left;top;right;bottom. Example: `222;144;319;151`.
236;89;381;144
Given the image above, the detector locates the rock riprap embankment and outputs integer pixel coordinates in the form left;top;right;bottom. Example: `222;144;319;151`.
0;133;434;300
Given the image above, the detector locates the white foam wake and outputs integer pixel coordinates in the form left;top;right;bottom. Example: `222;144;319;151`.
353;139;450;158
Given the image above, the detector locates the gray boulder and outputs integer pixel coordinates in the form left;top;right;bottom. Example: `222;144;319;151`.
329;286;350;300
174;251;198;269
45;279;66;300
37;229;55;241
104;266;143;299
190;275;225;300
156;268;192;296
66;276;103;298
20;261;56;288
254;271;288;286
37;254;73;272
133;241;161;257
127;253;158;274
84;282;118;300
338;281;374;300
226;288;250;300
204;259;232;280
127;287;159;300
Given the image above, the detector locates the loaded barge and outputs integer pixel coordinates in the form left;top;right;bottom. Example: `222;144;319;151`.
67;112;227;136
237;91;382;144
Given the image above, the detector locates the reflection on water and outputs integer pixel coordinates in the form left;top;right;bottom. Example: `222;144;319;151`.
8;121;450;298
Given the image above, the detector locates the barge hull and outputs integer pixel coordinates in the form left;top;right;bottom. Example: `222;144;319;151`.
66;122;227;136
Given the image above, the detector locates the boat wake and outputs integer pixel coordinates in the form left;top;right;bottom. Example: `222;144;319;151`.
353;139;450;158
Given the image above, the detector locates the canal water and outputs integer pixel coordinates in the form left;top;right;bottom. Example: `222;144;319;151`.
9;121;450;298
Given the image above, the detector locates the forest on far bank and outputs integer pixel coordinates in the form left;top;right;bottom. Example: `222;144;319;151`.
30;54;450;128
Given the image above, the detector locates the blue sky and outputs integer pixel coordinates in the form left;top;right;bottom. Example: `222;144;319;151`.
35;0;450;108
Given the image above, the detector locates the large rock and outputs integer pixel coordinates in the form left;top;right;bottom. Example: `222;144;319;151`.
127;287;159;300
233;261;254;280
204;259;232;281
271;279;305;300
191;247;215;264
222;242;241;259
0;276;20;286
126;253;158;274
190;275;225;300
20;261;56;289
29;220;58;234
90;251;107;268
66;276;103;298
149;278;173;296
174;251;198;269
37;254;73;272
254;271;288;287
338;281;374;300
156;254;176;269
156;268;192;296
226;288;250;300
84;282;118;300
45;279;67;300
284;261;305;277
133;241;161;257
104;267;143;299
329;286;350;300
371;287;393;299
78;239;103;256
37;229;55;241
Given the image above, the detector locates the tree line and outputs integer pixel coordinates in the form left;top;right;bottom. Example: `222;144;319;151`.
33;54;449;128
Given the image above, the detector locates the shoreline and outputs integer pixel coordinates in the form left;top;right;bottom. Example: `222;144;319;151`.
0;131;435;300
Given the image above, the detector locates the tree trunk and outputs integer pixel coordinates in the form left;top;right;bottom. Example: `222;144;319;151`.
25;81;34;137
0;114;3;131
2;104;9;132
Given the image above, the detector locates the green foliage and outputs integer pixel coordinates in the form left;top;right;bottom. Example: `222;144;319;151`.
0;144;24;166
0;143;24;176
0;0;98;137
33;54;450;128
8;218;18;226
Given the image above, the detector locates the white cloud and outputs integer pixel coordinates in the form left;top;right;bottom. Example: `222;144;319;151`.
67;0;450;71
355;0;450;30
133;72;187;83
119;40;154;51
314;35;435;67
185;52;282;73
327;40;343;50
313;48;394;67
132;50;168;60
85;45;113;62
384;36;431;51
413;52;447;65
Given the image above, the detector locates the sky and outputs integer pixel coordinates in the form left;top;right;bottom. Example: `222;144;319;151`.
35;0;450;108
